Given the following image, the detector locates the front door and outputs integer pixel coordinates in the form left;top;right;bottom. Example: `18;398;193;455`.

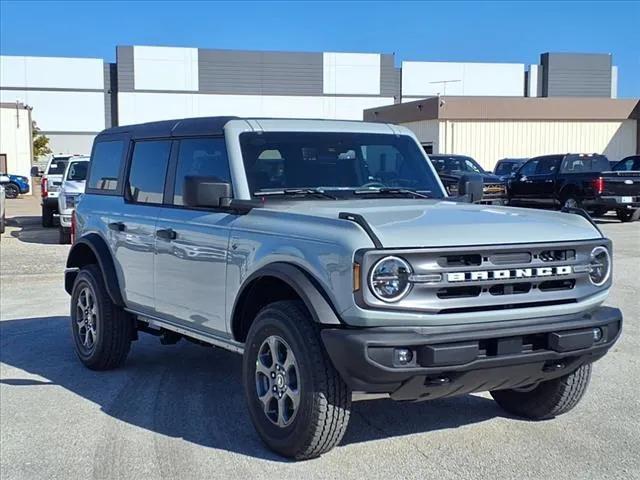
528;156;561;206
154;137;235;335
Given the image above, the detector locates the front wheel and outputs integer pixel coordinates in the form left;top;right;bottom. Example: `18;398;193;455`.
70;265;133;370
491;363;592;420
4;183;19;199
243;300;351;460
562;197;580;210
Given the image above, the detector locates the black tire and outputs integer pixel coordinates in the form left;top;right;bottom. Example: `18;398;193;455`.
0;215;4;234
491;363;592;420
616;209;634;222
243;300;351;460
4;183;19;199
70;264;132;370
59;226;71;244
42;205;54;228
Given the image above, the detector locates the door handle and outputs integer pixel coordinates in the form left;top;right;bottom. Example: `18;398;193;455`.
545;179;554;183
156;228;177;240
108;222;126;232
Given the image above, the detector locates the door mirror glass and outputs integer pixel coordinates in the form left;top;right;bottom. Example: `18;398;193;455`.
457;174;483;203
183;177;232;208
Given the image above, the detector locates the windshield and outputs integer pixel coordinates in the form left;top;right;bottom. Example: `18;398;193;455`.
560;154;610;173
66;161;88;181
429;155;484;174
47;157;70;175
613;156;640;172
240;132;444;199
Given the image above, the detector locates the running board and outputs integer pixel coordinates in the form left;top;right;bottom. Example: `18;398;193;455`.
129;310;244;354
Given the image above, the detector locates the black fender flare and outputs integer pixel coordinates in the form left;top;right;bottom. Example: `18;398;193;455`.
231;262;342;329
65;233;125;306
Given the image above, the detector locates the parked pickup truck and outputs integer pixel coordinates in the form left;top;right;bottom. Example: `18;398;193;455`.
508;153;640;222
65;118;622;459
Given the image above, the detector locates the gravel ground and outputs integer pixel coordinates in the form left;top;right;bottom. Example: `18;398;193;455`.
1;194;639;480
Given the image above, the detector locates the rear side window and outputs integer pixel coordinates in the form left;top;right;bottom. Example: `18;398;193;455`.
88;141;124;191
127;140;171;204
173;138;231;206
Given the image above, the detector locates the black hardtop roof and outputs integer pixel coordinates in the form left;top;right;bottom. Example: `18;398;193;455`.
97;116;238;139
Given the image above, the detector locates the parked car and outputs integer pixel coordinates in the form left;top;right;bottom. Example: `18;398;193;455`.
0;172;30;198
429;154;507;204
493;158;527;180
40;154;86;227
65;117;622;460
508;153;640;222
58;156;89;244
0;182;6;235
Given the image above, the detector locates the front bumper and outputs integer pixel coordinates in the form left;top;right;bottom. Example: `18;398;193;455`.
321;306;622;401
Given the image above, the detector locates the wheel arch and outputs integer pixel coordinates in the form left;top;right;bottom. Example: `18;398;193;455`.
65;233;124;307
231;262;342;343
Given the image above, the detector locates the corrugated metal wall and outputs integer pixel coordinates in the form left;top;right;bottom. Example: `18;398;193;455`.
444;120;637;170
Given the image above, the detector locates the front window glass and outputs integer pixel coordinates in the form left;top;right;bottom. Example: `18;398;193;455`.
173;138;231;206
66;161;88;181
240;132;443;198
519;159;539;176
430;155;482;174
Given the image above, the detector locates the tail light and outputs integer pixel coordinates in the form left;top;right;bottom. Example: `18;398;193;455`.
70;210;76;244
41;177;48;198
592;177;605;195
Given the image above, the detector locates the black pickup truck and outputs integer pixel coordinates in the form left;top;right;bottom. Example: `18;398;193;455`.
507;153;640;222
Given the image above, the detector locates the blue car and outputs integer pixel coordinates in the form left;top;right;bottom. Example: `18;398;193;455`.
0;173;30;198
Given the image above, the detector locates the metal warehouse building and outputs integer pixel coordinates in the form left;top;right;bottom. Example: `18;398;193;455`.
364;96;640;170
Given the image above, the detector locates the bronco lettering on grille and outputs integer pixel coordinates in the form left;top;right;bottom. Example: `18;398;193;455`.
447;266;573;282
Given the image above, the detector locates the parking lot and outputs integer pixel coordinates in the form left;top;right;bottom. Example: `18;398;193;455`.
1;194;638;480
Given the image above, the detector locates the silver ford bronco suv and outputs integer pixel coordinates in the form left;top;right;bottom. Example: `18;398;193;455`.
65;117;622;460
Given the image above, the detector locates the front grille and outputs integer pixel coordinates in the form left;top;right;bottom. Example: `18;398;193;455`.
360;239;608;314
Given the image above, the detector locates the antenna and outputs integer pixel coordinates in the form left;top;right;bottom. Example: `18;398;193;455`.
429;79;461;96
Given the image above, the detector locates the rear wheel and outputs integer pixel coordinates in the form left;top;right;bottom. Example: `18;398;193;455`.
70;264;132;370
243;300;351;459
42;205;54;227
590;207;609;217
616;209;635;222
4;183;19;199
491;363;592;420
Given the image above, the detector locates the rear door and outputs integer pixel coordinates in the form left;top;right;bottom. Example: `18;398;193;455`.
112;139;172;313
154;137;235;335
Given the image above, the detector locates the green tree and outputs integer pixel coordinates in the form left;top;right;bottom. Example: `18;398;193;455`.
32;121;52;159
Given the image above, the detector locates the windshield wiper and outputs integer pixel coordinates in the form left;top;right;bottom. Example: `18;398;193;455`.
253;188;337;200
353;187;432;199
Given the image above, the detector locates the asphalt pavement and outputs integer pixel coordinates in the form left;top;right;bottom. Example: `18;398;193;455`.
1;194;639;480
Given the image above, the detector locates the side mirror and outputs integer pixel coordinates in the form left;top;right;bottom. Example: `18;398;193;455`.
183;176;232;208
30;166;41;177
457;174;483;203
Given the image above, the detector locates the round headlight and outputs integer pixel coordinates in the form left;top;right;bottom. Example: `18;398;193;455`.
369;256;412;302
589;246;611;286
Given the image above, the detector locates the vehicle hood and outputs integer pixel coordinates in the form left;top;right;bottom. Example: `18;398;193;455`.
61;180;85;194
260;199;601;247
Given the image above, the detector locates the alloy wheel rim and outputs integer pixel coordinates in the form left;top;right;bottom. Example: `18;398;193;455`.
564;198;578;209
76;286;98;351
255;335;300;427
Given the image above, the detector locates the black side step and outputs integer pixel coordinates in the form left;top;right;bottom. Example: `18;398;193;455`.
339;212;383;248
